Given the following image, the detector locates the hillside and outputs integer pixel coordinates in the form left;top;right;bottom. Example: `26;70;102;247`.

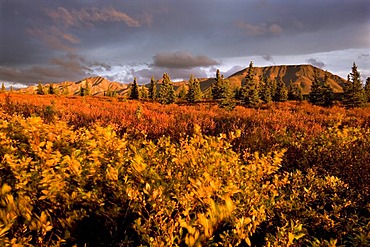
20;76;128;96
19;65;345;96
227;64;345;94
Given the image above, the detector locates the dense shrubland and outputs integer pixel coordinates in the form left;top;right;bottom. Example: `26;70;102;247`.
0;94;369;246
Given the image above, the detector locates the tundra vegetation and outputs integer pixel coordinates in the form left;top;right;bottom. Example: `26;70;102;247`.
0;63;369;246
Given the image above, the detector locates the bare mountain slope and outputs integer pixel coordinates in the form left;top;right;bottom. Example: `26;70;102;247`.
227;64;345;94
20;76;128;96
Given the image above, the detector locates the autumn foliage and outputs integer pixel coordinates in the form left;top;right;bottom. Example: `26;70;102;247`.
0;93;369;246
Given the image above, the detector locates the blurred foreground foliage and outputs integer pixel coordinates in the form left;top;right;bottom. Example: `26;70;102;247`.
0;110;369;246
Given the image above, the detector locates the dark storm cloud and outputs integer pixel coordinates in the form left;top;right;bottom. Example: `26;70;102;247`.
153;51;220;69
306;58;325;69
0;0;369;85
0;53;111;85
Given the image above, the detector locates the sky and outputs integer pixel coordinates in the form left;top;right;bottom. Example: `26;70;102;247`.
0;0;369;87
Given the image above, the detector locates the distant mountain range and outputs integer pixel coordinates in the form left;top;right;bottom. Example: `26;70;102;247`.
20;64;346;96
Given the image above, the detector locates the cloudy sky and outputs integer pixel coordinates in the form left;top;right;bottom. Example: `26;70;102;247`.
0;0;369;87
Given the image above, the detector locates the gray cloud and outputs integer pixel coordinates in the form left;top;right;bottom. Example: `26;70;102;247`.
306;58;325;68
47;7;141;28
153;51;220;69
261;54;275;64
358;53;370;60
0;53;110;85
113;64;211;84
1;0;369;85
27;26;80;52
236;21;283;36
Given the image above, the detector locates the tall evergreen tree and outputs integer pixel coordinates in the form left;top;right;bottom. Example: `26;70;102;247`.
269;79;277;101
241;61;260;106
364;77;370;103
321;74;334;106
177;85;187;100
159;73;175;104
79;86;85;96
212;69;229;100
139;86;148;99
37;82;45;95
274;78;288;102
1;83;5;93
288;82;303;101
186;75;202;103
218;78;235;110
260;84;272;103
129;77;140;100
309;73;334;106
48;84;55;95
148;76;157;100
309;73;323;105
343;63;366;108
244;61;255;83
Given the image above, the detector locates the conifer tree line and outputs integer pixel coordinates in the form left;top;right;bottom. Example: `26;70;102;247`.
19;62;370;108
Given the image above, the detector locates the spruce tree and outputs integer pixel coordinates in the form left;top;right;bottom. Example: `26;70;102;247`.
274;78;288;102
241;61;260;106
186;75;202;103
48;84;55;95
218;78;235;110
364;77;370;103
129;77;140;100
269;79;277;101
178;85;187;100
321;74;334;106
148;76;157;100
212;69;229;100
140;86;148;99
309;73;323;105
1;83;5;93
79;86;85;96
259;77;272;104
343;63;366;108
288;82;303;101
212;69;222;100
159;73;175;104
241;84;260;106
37;82;45;95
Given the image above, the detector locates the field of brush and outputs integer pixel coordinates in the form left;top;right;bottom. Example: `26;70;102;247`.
0;93;369;246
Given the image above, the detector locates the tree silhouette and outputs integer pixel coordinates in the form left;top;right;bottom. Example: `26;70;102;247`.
274;78;288;102
241;61;260;106
148;76;157;101
159;73;175;104
343;63;365;108
186;75;202;103
129;77;140;100
37;82;45;95
364;77;370;103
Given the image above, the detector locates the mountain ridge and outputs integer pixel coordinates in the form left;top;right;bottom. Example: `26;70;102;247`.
19;64;345;96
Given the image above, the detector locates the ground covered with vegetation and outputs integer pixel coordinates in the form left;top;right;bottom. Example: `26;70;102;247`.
0;94;369;246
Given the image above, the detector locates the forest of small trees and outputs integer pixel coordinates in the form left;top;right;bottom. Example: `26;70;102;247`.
2;62;369;109
124;61;369;109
